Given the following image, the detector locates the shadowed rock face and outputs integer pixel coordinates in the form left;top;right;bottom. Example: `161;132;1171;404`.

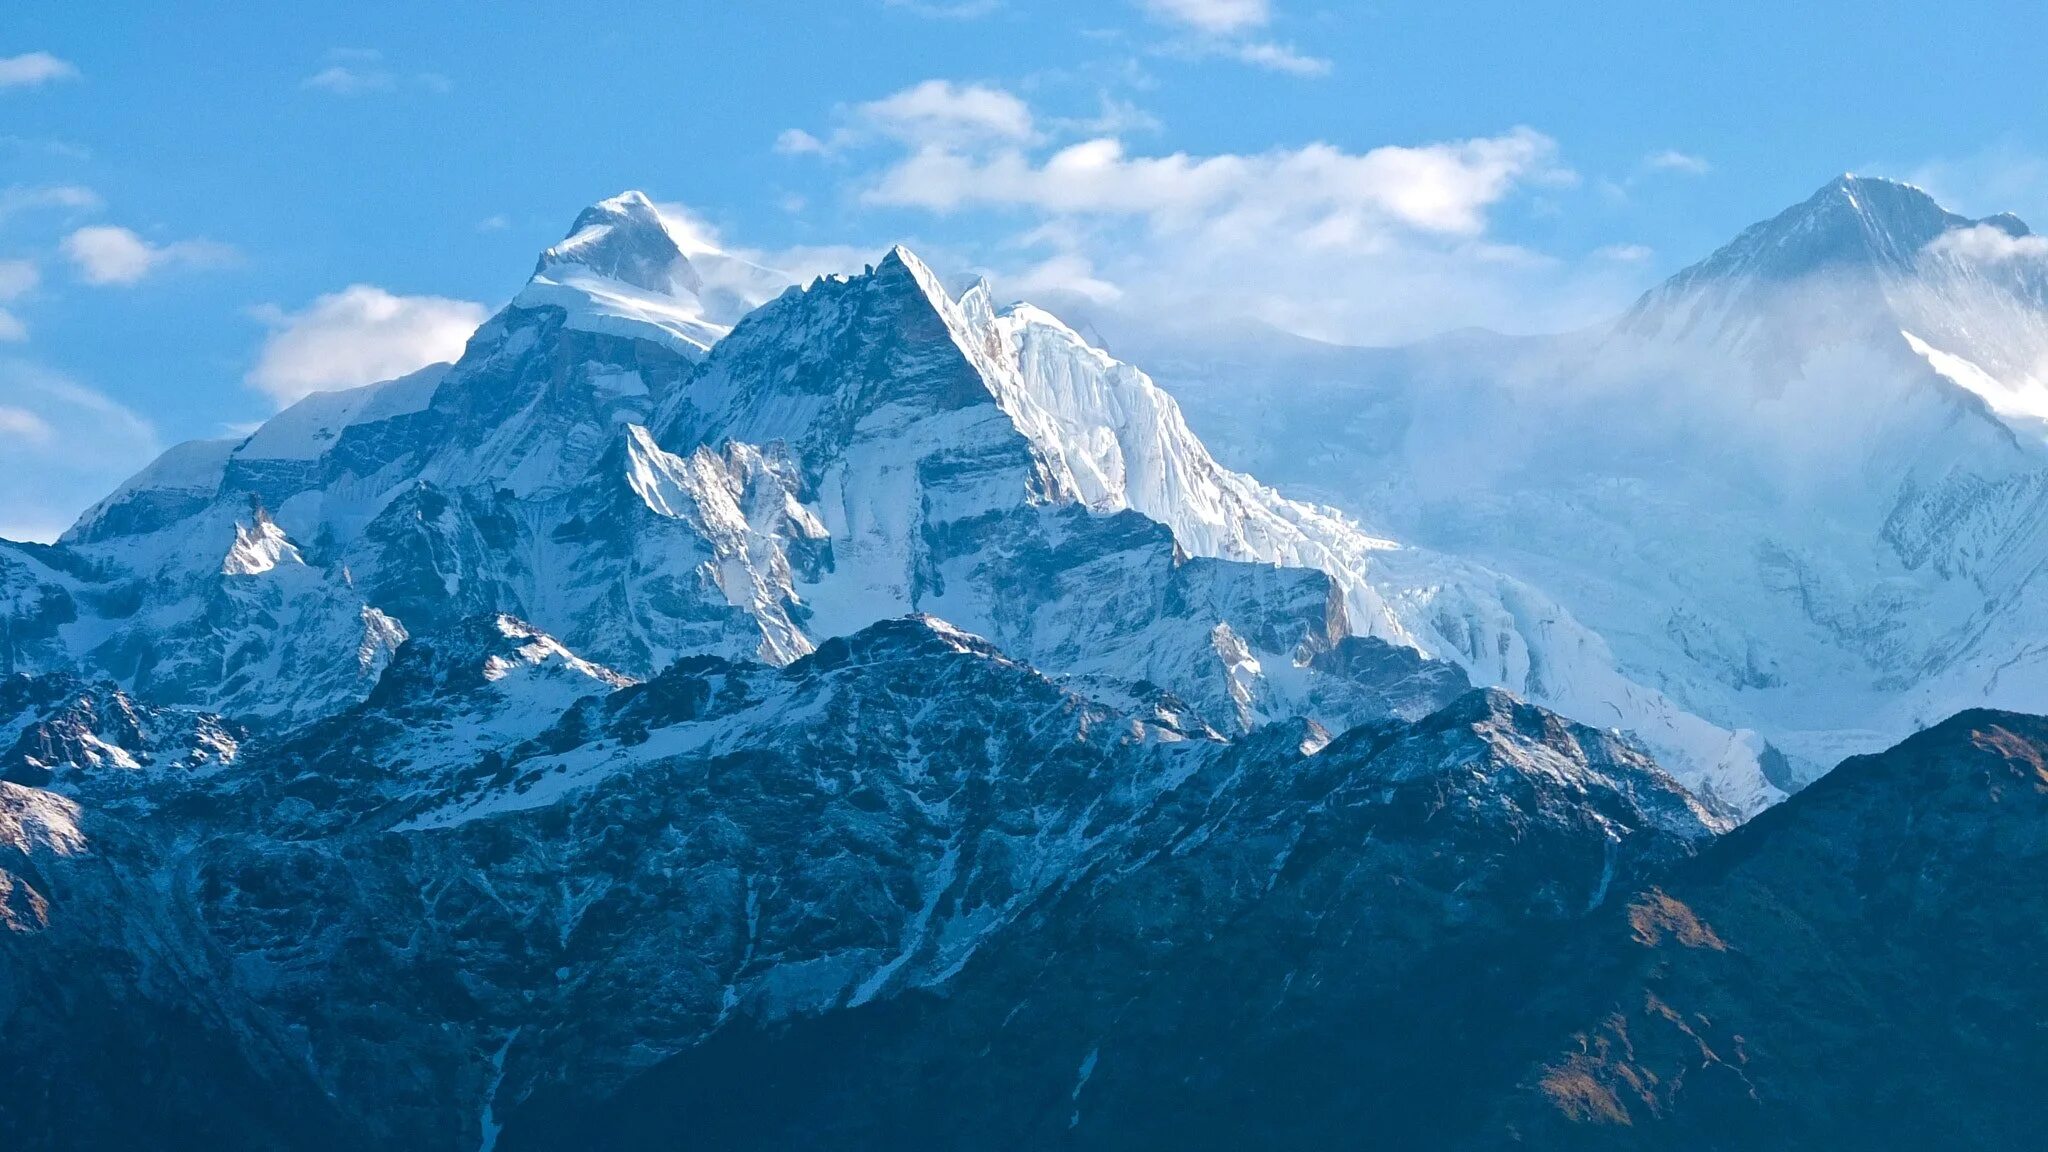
1472;708;2048;1152
0;615;1230;1149
489;706;2048;1152
0;626;1694;1152
499;688;1724;1152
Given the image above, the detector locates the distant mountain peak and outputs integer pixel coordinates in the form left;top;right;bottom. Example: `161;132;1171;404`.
1671;173;1997;288
872;243;957;310
534;189;706;299
1622;173;2044;357
512;191;738;358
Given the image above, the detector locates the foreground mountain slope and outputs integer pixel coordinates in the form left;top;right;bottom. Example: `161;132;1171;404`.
0;612;1597;1151
1481;707;2048;1151
501;688;1725;1150
499;703;2048;1152
0;614;1232;1148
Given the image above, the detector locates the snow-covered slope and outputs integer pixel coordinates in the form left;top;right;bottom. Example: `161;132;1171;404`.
964;285;1780;811
1;672;242;790
0;196;1477;750
513;191;737;357
1126;174;2048;786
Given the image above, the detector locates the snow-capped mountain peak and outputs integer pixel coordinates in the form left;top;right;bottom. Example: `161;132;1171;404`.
534;190;706;299
514;190;740;358
221;502;305;575
1666;174;1996;289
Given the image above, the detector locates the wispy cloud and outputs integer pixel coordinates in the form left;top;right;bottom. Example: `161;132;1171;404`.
1229;41;1330;76
0;183;101;223
1906;143;2048;223
1594;243;1655;263
0;135;91;161
302;49;452;96
0;259;40;342
1643;149;1711;176
1927;223;2048;264
862;119;1565;237
0;403;53;441
1049;95;1163;138
1138;0;1268;34
794;80;1617;343
61;225;237;286
0;52;79;91
775;128;829;156
303;64;397;95
0;359;160;543
246;285;487;405
882;0;1003;17
861;79;1038;146
1133;0;1329;75
775;80;1039;158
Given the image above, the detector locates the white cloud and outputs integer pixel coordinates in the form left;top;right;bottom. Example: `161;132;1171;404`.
0;52;79;90
0;360;159;542
61;227;151;283
1927;223;2048;264
864;126;1566;237
800;83;1626;344
1231;41;1331;76
0;259;36;300
303;65;397;95
641;199;872;308
1050;96;1163;138
1906;144;2048;223
1138;0;1269;34
476;214;511;232
1595;243;1655;262
1133;0;1326;75
1644;149;1711;175
781;81;1040;158
0;259;37;342
0;135;90;160
61;225;236;286
1007;251;1123;302
0;183;100;223
301;49;449;96
775;128;828;155
0;403;52;441
246;285;487;405
859;80;1037;147
882;0;1002;16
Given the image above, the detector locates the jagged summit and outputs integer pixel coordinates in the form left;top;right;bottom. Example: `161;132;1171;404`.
1649;174;2026;297
535;190;706;298
515;190;763;357
2;191;1786;813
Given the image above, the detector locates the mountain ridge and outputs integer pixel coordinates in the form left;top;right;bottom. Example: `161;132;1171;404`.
5;174;2048;1151
2;192;1780;809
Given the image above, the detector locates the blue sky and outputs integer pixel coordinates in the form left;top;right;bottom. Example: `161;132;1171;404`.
4;0;2048;538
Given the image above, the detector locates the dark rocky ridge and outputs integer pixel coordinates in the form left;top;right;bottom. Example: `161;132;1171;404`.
496;706;2048;1152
